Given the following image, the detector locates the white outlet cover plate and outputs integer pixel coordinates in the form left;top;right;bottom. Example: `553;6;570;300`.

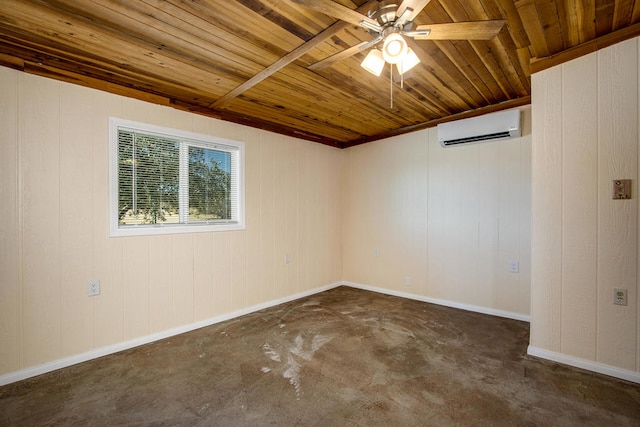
87;280;100;297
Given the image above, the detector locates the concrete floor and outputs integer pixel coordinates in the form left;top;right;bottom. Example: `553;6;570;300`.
1;286;639;426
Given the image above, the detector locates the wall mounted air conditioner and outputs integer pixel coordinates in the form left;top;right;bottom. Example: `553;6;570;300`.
438;109;521;147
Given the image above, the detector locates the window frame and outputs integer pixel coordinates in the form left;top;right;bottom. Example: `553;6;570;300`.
109;117;245;237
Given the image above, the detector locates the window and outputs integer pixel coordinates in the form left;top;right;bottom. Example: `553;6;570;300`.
109;117;244;236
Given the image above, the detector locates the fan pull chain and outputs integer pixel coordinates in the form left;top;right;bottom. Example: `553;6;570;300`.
390;65;394;109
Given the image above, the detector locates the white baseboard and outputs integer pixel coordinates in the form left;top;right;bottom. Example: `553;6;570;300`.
0;282;342;387
342;281;531;322
11;282;635;388
527;346;640;384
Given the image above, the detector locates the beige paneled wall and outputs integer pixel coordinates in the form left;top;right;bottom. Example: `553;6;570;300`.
530;37;639;375
342;111;532;318
0;67;343;377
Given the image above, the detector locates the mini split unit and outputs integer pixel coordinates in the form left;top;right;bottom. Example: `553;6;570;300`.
438;109;521;147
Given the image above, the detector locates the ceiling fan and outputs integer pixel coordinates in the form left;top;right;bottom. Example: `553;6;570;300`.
294;0;505;78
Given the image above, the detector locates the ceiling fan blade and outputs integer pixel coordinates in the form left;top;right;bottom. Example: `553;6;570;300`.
292;0;379;28
308;41;371;71
411;20;505;40
396;0;432;23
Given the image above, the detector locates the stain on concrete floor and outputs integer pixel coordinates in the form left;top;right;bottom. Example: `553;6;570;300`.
1;286;639;426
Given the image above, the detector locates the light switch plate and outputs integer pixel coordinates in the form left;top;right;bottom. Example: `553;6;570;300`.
612;180;632;199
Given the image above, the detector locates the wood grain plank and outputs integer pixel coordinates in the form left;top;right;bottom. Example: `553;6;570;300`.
474;0;532;87
427;1;512;101
536;0;566;53
165;0;303;54
595;0;616;36
235;0;324;40
432;39;494;104
3;0;251;88
515;0;551;58
308;41;369;71
211;0;378;108
566;0;596;45
491;0;531;48
470;38;516;98
632;0;640;22
419;2;499;111
290;0;378;27
613;0;635;29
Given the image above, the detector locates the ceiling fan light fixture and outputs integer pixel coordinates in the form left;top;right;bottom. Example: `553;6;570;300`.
361;49;385;76
397;47;420;75
382;33;407;64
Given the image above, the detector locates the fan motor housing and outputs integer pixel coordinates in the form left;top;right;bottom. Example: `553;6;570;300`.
367;2;414;32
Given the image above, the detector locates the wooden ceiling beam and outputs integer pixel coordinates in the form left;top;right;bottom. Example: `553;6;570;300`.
210;0;378;109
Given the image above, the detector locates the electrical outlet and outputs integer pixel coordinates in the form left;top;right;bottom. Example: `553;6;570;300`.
285;253;290;264
614;288;627;306
404;277;411;286
87;280;100;297
509;260;519;273
373;248;379;257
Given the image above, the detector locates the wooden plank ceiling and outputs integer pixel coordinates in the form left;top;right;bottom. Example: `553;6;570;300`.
1;0;639;148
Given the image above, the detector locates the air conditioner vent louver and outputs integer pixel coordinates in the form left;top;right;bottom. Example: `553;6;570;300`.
438;109;521;147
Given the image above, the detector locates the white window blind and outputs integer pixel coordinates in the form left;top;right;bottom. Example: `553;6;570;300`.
109;118;245;236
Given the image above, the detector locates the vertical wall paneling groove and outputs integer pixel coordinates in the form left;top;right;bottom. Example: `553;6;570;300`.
596;39;638;370
519;119;532;316
149;235;173;333
122;238;150;340
561;53;598;361
259;137;275;303
530;37;640;376
193;233;214;320
477;138;498;309
21;74;62;367
0;67;20;374
94;91;124;350
244;137;262;308
173;234;195;326
230;231;247;311
0;67;343;381
531;66;564;352
638;40;640;374
426;129;445;299
59;84;95;358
